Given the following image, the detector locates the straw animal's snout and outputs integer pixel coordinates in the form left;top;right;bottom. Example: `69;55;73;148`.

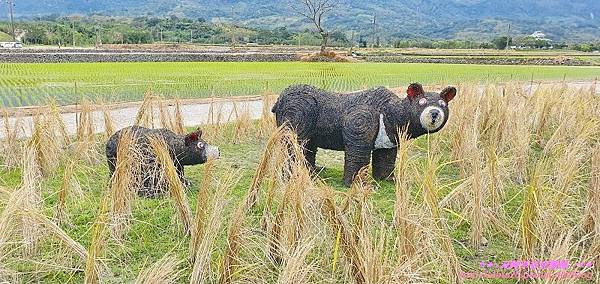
205;145;220;160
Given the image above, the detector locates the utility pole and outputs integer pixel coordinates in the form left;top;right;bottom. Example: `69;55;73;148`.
71;19;76;47
506;24;511;51
95;25;100;48
190;29;193;43
349;31;355;54
7;0;16;41
371;15;377;48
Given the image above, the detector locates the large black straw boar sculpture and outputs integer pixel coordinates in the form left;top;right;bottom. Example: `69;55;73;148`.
272;83;456;186
106;126;219;197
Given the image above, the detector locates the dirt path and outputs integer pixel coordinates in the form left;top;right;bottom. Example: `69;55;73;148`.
1;80;597;139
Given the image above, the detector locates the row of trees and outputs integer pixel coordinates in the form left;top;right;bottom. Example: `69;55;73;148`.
0;16;352;47
1;16;598;52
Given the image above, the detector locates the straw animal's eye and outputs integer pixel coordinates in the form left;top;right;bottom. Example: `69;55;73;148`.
418;98;427;106
439;100;447;107
197;142;205;149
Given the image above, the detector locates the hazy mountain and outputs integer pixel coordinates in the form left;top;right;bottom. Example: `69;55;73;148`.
4;0;599;42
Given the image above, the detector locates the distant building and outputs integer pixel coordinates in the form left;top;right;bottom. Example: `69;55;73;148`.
529;31;551;42
0;42;22;48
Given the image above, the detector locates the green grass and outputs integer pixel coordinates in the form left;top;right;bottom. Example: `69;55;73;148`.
0;31;12;41
1;62;599;107
0;133;522;283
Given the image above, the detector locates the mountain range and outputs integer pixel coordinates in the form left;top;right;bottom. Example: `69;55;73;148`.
3;0;599;42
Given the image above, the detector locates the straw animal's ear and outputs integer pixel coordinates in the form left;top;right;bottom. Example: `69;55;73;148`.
440;86;457;103
184;128;202;146
407;83;424;100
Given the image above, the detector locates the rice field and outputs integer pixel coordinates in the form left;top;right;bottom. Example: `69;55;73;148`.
1;62;600;107
0;82;599;283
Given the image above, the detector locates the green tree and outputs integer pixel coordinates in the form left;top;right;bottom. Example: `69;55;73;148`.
491;36;511;49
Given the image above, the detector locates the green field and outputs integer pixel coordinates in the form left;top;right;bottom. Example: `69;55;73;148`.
1;62;599;107
0;31;12;41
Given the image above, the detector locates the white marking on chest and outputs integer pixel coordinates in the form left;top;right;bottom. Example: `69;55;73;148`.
374;114;396;149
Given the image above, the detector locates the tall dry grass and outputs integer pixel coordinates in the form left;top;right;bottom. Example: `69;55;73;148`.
149;137;194;236
75;101;100;164
29;111;62;176
393;131;417;263
135;253;182;284
84;196;110;284
55;158;83;223
190;172;236;284
1;110;23;168
108;130;141;240
190;159;215;260
135;89;158;128
99;99;115;139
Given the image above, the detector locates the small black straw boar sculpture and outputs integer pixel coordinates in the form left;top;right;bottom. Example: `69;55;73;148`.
272;83;456;186
106;126;219;197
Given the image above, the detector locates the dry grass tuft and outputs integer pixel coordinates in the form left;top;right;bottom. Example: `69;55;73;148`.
1;110;24;169
246;126;287;209
219;203;246;284
135;253;183;284
584;145;600;238
190;172;236;284
420;150;461;283
48;99;71;146
29;111;62;176
394;131;418;264
21;210;88;262
233;104;253;144
190;158;215;260
98;99;115;139
55;158;83;223
108;129;141;240
173;98;185;135
84;196;110;284
258;92;277;138
276;237;314;284
75;101;100;165
149;137;194;236
135;89;158;128
519;159;547;259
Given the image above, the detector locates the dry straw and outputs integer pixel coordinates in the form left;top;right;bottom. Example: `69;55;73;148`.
149;136;194;236
135;89;158;128
173;98;185;135
246;126;287;208
190;172;235;284
394;130;417;263
259;92;276;138
29;111;61;176
219;203;246;284
190;158;215;259
84;196;110;284
135;253;183;284
56;158;83;223
275;237;314;284
420;150;461;283
108;129;141;240
98;99;115;139
1;110;24;168
75;101;100;165
584;145;600;238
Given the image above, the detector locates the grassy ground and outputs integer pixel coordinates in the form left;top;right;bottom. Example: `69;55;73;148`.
1;62;600;107
0;127;519;283
0;82;598;283
0;32;12;41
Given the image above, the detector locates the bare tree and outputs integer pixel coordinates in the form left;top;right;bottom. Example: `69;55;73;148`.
290;0;339;54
